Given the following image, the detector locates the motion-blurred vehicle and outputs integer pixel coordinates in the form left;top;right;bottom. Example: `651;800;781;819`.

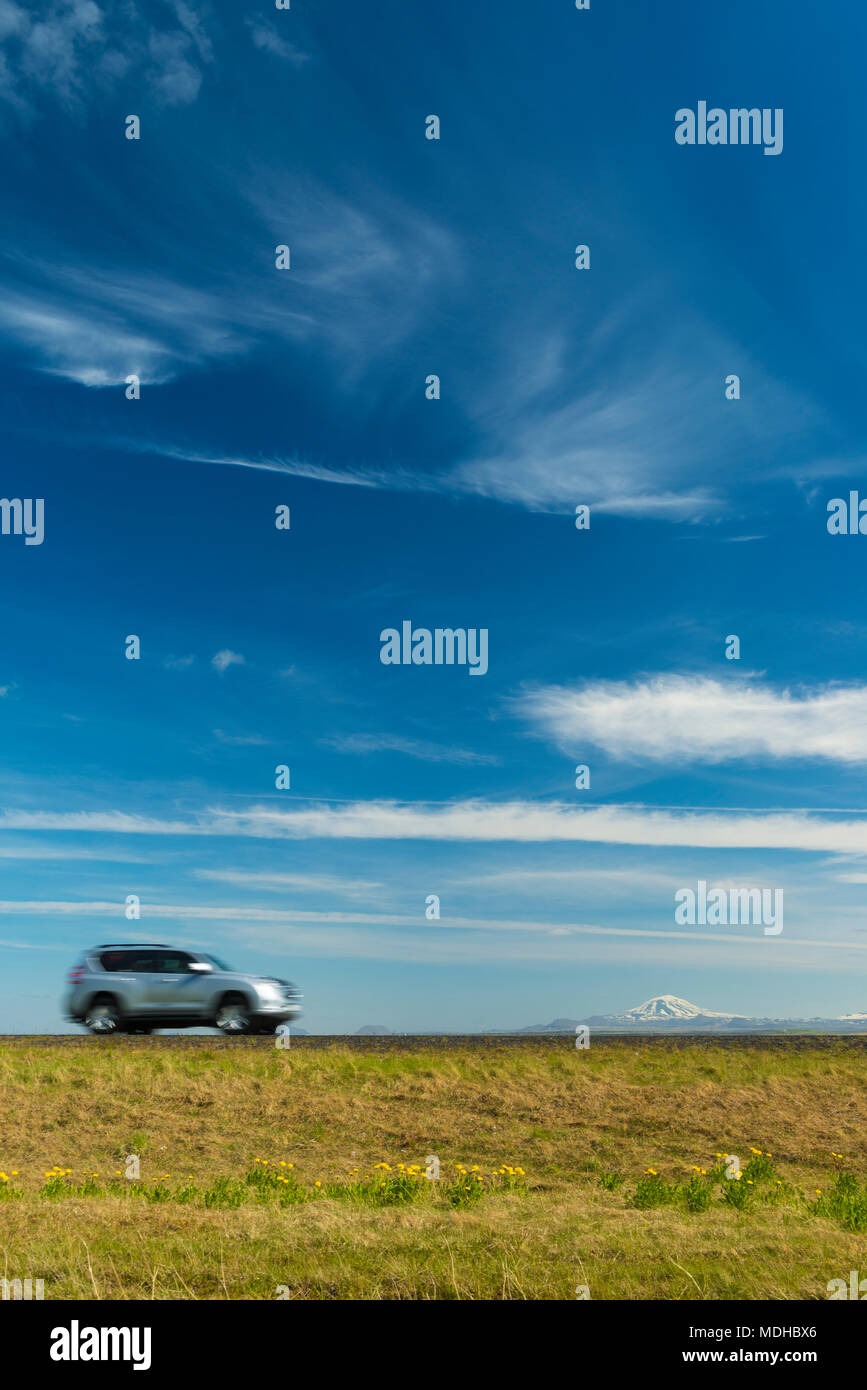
63;944;302;1035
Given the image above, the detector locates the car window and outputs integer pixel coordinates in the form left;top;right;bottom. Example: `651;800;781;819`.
124;952;157;973
157;951;194;974
100;950;128;972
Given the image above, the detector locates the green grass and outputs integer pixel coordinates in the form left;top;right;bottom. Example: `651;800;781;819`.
0;1037;865;1299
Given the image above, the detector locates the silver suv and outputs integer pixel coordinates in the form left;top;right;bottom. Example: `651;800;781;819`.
63;944;302;1035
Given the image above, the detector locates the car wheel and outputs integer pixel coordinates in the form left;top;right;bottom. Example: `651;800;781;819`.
215;997;252;1034
84;997;121;1034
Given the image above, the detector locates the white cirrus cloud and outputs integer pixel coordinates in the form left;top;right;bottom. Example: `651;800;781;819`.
324;733;500;766
0;182;458;389
0;900;866;972
0;0;214;116
0;275;250;387
4;799;867;856
212;729;269;746
207;800;867;854
448;304;834;520
245;17;308;65
211;649;245;673
516;675;867;765
194;870;384;896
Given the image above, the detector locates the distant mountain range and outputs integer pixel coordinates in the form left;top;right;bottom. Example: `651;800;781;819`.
517;994;867;1033
284;997;867;1037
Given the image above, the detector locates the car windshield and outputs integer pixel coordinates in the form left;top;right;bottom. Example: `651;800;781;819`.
203;954;233;971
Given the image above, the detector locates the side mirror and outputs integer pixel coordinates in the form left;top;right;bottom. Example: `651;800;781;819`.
189;961;213;973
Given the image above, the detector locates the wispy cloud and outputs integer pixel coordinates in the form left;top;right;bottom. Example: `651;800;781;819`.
211;649;245;673
3;798;867;854
194;869;384;896
212;729;269;746
0;898;864;970
150;444;386;489
0;272;250;386
245;16;308;66
0;841;153;862
451;866;679;892
449;309;833;519
516;675;867;765
0;0;215;117
324;733;500;766
0;179;458;390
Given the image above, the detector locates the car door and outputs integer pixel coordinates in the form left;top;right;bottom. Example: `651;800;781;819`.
150;950;210;1017
104;950;159;1016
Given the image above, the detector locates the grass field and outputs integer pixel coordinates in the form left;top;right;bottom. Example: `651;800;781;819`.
1;1036;865;1300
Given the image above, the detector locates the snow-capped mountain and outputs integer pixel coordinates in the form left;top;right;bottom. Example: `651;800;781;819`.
622;995;743;1023
517;994;867;1032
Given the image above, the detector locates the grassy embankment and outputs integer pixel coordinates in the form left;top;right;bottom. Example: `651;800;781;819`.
1;1037;865;1299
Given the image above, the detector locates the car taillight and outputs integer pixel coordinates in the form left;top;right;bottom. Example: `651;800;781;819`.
67;967;84;983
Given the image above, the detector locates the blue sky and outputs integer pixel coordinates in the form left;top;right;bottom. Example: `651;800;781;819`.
1;0;867;1031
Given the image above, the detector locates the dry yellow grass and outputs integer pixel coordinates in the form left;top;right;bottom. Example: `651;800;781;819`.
0;1038;864;1299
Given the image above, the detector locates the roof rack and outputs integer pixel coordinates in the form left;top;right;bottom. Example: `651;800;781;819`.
94;943;173;949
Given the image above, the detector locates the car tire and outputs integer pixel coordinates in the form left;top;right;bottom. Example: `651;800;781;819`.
84;996;121;1035
215;996;253;1035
